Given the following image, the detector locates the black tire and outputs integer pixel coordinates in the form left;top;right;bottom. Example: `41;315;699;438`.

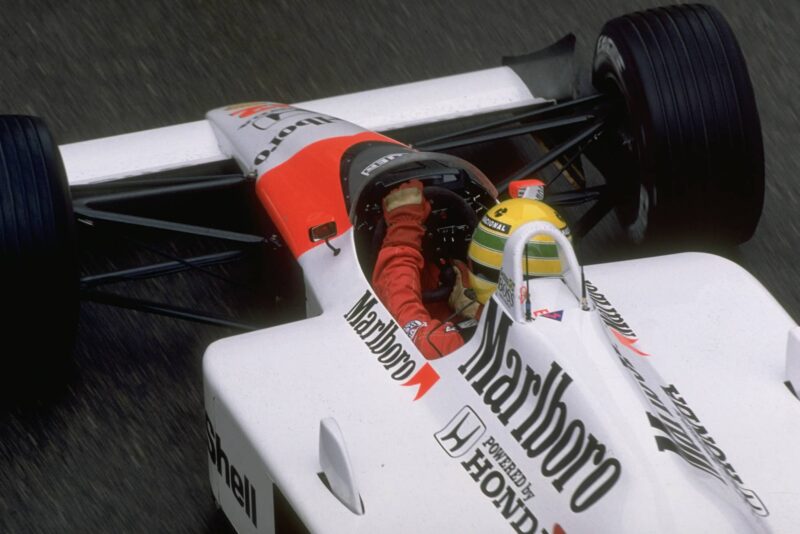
592;4;764;246
0;116;78;398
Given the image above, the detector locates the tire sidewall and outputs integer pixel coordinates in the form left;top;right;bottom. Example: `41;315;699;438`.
593;30;659;244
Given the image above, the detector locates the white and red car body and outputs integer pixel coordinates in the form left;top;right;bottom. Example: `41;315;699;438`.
59;65;800;533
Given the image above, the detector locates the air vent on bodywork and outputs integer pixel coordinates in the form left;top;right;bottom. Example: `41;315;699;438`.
318;418;365;515
786;326;800;400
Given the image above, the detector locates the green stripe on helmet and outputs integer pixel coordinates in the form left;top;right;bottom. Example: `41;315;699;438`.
473;227;507;252
473;227;558;258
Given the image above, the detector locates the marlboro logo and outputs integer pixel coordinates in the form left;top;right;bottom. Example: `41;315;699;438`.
457;300;621;513
585;281;648;356
344;290;440;400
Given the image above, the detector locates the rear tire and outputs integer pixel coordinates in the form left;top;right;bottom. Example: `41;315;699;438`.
0;116;78;399
592;4;764;246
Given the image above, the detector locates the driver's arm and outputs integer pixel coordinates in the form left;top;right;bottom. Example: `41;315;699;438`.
372;180;464;359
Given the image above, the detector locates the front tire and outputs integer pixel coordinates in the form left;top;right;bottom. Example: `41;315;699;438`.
593;4;764;246
0;116;78;398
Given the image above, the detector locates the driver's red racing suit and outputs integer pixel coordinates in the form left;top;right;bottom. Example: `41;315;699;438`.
372;181;465;359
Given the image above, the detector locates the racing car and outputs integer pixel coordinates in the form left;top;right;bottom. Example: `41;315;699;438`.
3;4;799;533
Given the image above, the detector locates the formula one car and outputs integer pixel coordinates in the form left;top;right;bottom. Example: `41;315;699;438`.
3;4;799;533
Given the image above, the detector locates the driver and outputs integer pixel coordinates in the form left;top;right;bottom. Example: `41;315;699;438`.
372;179;569;359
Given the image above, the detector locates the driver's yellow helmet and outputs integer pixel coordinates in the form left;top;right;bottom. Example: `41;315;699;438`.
467;198;570;304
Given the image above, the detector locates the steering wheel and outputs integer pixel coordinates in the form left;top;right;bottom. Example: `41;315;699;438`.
371;185;478;303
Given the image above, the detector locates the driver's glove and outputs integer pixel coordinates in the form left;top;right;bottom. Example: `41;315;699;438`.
381;180;431;250
449;260;480;320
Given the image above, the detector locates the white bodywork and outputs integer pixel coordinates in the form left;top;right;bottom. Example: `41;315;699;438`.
53;58;800;532
204;223;800;533
60;66;545;186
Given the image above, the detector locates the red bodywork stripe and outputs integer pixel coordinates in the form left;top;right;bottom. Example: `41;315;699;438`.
256;131;403;258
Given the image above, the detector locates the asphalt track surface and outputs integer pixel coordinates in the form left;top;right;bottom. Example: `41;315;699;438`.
1;1;799;533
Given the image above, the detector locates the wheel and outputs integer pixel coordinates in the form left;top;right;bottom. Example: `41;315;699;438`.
0;116;78;398
592;4;764;246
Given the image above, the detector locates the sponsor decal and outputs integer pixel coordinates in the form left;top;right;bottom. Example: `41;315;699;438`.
518;305;561;321
497;271;515;310
457;300;622;513
226;102;289;119
509;180;546;201
585;281;648;356
360;152;406;176
402;362;440;401
482;214;511;235
588;280;768;516
619;355;723;480
663;384;769;517
436;408;542;533
435;405;486;458
344;290;440;400
617;354;768;517
459;438;541;533
540;310;563;322
232;104;300;130
250;109;342;166
403;319;426;341
518;287;529;306
206;415;258;528
478;436;536;499
515;185;545;201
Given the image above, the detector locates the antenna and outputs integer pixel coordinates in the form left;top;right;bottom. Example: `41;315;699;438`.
580;265;589;311
325;237;341;256
525;241;532;321
573;234;589;312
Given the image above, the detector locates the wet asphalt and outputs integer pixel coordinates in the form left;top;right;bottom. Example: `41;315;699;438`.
1;1;799;532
